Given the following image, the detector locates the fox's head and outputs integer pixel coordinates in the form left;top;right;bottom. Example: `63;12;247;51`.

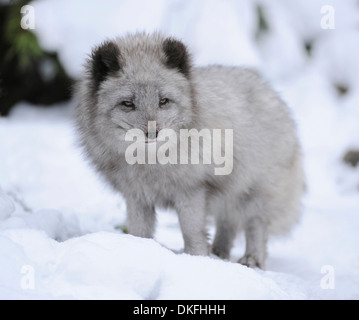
76;32;195;151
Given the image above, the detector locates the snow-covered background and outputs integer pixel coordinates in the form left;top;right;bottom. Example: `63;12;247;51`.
1;0;359;299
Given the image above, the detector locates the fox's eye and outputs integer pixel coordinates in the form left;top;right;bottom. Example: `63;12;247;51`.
159;98;169;107
121;101;135;108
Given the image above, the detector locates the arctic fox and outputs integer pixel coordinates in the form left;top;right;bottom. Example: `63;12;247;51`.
75;32;304;269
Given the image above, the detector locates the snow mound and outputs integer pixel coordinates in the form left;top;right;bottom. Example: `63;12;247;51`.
0;230;306;300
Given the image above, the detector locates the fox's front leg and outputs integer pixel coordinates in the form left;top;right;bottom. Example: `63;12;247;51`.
175;190;209;256
126;198;156;238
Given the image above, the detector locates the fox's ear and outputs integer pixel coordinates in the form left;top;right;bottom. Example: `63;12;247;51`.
163;38;191;77
89;41;121;92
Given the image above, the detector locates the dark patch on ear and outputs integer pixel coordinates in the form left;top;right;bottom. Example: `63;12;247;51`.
90;41;121;93
163;38;191;77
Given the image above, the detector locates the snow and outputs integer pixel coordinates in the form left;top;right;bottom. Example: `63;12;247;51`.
0;229;306;300
1;0;359;299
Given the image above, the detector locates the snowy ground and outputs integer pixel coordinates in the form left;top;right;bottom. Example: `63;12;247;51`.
1;0;359;299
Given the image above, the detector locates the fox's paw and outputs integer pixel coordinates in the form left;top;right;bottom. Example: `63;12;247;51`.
238;254;264;269
211;245;230;260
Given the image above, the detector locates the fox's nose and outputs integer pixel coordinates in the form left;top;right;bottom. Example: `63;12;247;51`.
146;130;159;139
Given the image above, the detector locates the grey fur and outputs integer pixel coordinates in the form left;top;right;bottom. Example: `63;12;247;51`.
74;32;305;269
